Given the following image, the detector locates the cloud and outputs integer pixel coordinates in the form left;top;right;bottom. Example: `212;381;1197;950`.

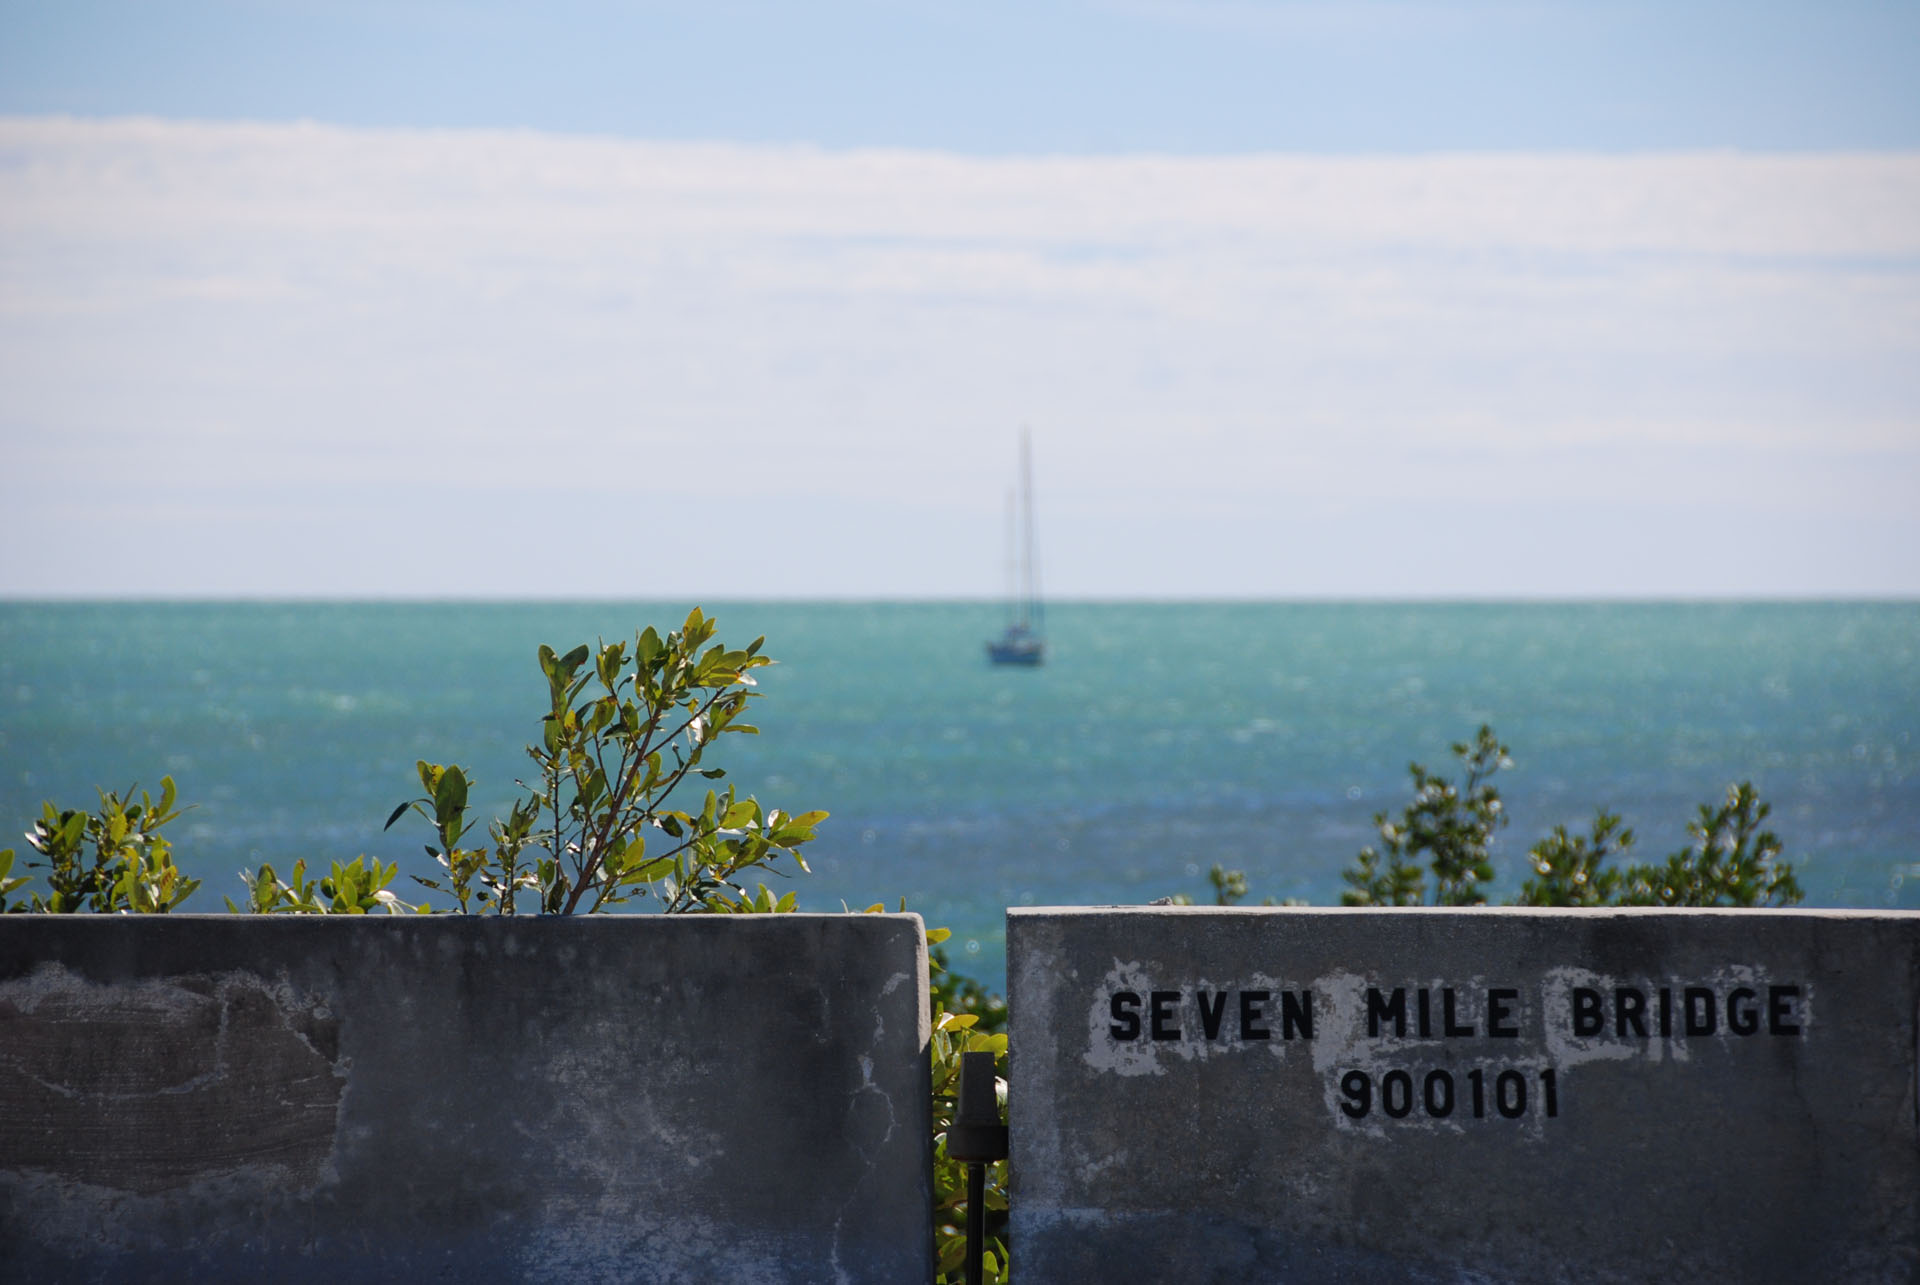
1;116;1915;596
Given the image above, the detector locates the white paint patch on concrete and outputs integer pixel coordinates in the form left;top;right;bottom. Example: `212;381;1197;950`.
1540;966;1650;1069
1;959;200;1019
1076;1149;1128;1186
1306;970;1375;1078
1082;958;1164;1078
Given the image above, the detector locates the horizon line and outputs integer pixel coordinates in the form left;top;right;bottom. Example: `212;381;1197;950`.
3;593;1915;607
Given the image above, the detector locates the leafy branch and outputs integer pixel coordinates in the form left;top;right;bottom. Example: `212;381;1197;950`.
1343;725;1511;907
388;608;826;915
14;777;198;913
229;856;419;914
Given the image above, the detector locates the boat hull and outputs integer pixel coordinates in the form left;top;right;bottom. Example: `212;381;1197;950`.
987;636;1045;666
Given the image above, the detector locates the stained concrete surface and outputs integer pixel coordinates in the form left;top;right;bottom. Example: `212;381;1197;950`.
0;914;932;1283
1009;906;1920;1284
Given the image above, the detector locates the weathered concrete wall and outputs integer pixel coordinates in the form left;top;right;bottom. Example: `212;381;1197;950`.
1008;907;1920;1284
0;914;933;1283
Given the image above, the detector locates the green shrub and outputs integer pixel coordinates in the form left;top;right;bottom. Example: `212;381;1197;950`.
0;849;24;910
1343;725;1511;907
1610;782;1801;907
1339;726;1801;909
229;855;419;914
9;777;197;913
387;608;823;916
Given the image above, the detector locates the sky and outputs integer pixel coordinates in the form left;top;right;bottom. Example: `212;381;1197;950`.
1;0;1916;598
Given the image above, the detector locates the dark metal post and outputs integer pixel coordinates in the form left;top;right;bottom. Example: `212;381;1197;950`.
946;1050;1009;1285
965;1158;986;1284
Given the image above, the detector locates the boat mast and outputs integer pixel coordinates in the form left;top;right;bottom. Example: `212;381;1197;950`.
1004;486;1019;630
1020;427;1040;635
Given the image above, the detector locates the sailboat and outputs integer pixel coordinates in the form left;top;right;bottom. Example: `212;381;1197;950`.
986;430;1045;667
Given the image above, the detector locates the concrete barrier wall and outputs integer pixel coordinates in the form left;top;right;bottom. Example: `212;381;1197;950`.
0;914;933;1283
1008;906;1920;1284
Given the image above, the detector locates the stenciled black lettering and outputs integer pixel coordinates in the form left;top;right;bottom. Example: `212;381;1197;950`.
1150;990;1181;1041
1616;987;1647;1039
1684;987;1716;1037
1444;987;1475;1037
1495;1069;1527;1118
1280;991;1313;1041
1417;988;1433;1038
1486;988;1519;1038
1424;1069;1454;1118
1367;987;1408;1038
1382;1070;1413;1118
1727;987;1759;1036
1197;990;1228;1040
1659;987;1673;1038
1109;991;1142;1041
1240;989;1271;1041
1768;985;1802;1036
1340;1070;1372;1118
1572;987;1603;1037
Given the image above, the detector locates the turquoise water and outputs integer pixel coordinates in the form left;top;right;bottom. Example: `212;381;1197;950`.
2;601;1916;985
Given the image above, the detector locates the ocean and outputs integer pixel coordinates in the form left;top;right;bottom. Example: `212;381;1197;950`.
2;601;1915;987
